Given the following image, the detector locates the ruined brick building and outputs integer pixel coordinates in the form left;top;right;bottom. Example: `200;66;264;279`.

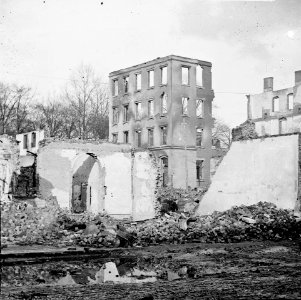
109;55;214;189
246;70;301;136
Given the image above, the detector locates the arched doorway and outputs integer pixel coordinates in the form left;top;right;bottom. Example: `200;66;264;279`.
71;153;104;214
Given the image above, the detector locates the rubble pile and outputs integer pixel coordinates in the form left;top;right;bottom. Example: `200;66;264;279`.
0;201;131;248
127;202;301;245
1;201;300;248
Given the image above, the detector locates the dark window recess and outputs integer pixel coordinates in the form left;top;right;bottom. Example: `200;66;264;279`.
196;160;204;180
161;126;167;145
123;131;129;143
112;134;118;143
148;129;154;146
124;76;129;93
196;128;203;147
123;105;129;122
136;130;142;147
23;134;28;149
161;156;168;187
31;132;36;148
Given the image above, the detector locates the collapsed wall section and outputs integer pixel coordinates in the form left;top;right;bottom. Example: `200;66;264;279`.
37;140;157;220
0;135;20;202
196;134;300;215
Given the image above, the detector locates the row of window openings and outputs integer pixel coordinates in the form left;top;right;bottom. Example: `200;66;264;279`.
23;132;36;149
112;127;204;147
113;66;204;96
160;157;204;187
271;94;294;113
112;97;204;124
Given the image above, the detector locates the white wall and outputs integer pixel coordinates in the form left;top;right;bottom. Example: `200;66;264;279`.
16;130;44;156
196;134;299;215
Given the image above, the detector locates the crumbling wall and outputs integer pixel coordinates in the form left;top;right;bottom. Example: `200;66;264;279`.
232;120;258;141
196;134;299;215
0;135;20;202
37;140;158;220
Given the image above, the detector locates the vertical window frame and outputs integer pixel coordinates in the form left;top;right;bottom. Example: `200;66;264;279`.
123;76;129;94
160;126;167;145
181;66;190;85
160;66;167;85
196;99;204;118
112;107;119;124
148;99;154;118
148;69;154;88
287;93;293;110
148;128;154;147
161;93;168;115
135;102;142;120
135;73;142;91
182;97;189;116
196;128;204;147
196;65;204;88
123;104;129;123
113;79;118;96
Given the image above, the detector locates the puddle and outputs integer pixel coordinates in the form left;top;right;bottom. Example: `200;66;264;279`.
2;258;189;287
56;262;157;285
261;246;290;253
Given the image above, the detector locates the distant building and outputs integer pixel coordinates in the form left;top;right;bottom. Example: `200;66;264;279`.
109;55;214;188
16;130;44;156
247;71;301;136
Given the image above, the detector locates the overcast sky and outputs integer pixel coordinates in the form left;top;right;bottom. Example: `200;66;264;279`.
1;0;301;128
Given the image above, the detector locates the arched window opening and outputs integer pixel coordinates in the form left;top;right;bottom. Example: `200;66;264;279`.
272;97;279;112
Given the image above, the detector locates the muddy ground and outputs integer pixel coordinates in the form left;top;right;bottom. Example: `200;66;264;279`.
1;240;301;300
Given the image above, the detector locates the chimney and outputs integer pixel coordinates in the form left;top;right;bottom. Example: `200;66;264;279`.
264;77;273;92
295;70;301;85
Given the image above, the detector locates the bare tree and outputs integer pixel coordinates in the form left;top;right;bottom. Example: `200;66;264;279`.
0;83;33;134
212;119;232;149
63;64;109;140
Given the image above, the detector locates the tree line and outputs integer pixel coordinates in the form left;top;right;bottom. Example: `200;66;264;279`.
0;65;109;140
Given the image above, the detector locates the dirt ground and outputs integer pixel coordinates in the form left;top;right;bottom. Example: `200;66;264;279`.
1;240;301;300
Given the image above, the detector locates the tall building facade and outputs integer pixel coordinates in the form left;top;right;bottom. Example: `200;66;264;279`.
109;55;214;189
247;70;301;136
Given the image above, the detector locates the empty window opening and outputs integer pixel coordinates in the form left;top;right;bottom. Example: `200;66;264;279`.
272;97;279;112
113;79;118;96
148;128;154;146
196;99;204;118
196;65;203;87
160;156;168;187
123;131;129;143
161;93;167;115
196;128;203;147
124;76;129;93
136;73;141;91
123;105;129;122
112;133;118;143
288;94;293;110
182;97;189;115
279;118;287;134
31;132;36;148
112;107;119;124
161;66;167;85
196;160;204;181
148;70;154;88
160;126;167;145
135;102;142;120
23;134;28;149
148;99;154;117
135;130;142;147
182;66;189;85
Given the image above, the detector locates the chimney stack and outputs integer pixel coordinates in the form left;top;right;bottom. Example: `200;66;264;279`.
295;70;301;85
264;77;273;92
